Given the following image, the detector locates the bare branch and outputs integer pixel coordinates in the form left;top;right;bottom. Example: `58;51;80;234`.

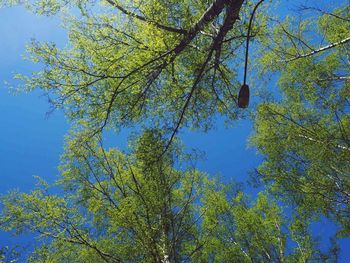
299;5;350;23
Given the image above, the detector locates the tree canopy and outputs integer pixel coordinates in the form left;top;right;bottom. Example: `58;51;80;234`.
0;131;339;262
0;0;349;262
251;3;350;234
3;0;267;144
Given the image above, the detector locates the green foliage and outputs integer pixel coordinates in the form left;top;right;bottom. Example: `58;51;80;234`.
0;246;19;263
2;0;269;138
0;131;337;262
199;189;339;262
2;131;203;262
0;0;348;261
252;3;350;234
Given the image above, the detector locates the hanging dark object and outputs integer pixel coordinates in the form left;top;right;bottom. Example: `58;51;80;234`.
238;0;265;108
238;84;249;108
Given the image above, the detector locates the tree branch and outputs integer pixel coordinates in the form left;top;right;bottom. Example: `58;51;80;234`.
285;36;350;62
104;0;187;34
162;0;244;154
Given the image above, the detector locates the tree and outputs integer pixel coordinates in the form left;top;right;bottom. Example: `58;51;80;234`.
0;131;338;262
0;0;349;260
251;3;350;234
2;0;268;148
0;246;19;263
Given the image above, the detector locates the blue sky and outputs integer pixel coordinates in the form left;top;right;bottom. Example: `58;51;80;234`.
0;2;349;261
0;6;68;192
